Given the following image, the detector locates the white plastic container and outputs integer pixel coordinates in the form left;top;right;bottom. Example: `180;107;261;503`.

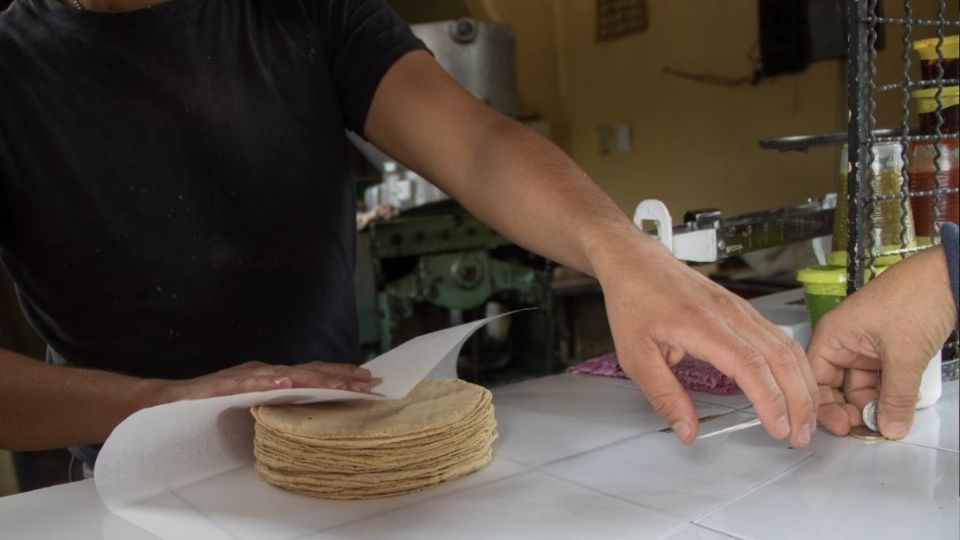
916;351;943;409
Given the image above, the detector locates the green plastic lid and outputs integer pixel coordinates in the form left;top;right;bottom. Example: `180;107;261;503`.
796;264;889;284
796;265;846;284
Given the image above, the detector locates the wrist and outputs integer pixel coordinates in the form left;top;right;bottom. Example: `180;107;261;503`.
583;224;674;285
135;377;175;410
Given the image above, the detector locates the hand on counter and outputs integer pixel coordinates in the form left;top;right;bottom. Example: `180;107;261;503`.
148;361;373;405
598;239;818;448
0;352;370;452
808;245;956;439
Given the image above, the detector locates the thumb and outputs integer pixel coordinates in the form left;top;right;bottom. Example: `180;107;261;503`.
877;353;927;440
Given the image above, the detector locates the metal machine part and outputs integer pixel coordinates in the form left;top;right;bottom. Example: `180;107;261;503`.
633;195;836;263
353;18;518;213
354;205;554;380
358;157;450;214
413;18;518;118
758;128;905;152
350;20;549;384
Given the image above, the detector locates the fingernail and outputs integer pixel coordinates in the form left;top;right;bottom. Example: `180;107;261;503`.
328;378;346;390
349;381;370;393
775;415;790;438
882;421;908;439
272;377;290;386
796;423;812;446
671;421;692;443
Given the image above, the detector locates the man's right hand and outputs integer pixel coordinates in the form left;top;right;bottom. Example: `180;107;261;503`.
148;361;373;406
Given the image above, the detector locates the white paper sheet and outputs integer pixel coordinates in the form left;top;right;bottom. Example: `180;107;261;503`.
94;314;510;540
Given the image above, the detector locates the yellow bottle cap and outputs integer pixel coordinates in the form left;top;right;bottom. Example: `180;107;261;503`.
911;86;959;114
913;35;959;61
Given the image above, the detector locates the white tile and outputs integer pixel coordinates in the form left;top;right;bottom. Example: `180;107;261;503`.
900;397;959;453
664;524;743;540
492;374;733;467
303;471;687;540
491;373;609;395
173;457;528;540
900;381;959;453
0;480;159;540
686;391;752;411
542;429;811;521
563;373;753;410
942;380;958;398
698;435;960;540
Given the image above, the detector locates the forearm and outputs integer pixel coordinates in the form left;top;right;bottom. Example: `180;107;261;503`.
365;51;664;278
365;51;819;447
0;348;158;451
452;115;663;277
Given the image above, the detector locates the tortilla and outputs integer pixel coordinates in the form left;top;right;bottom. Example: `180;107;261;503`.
250;378;497;500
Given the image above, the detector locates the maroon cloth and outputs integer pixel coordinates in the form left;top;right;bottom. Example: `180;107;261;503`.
567;352;742;396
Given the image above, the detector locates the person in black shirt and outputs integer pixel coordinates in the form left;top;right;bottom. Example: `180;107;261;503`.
0;0;819;462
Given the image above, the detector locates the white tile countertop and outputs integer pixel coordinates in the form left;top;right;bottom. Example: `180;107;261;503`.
0;375;956;540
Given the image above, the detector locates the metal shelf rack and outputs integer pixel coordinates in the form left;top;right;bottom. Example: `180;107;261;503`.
845;0;959;372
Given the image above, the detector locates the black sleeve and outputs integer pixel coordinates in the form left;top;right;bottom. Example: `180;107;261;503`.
310;0;426;137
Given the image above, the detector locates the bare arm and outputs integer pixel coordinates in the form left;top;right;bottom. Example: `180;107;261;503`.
0;350;371;451
0;348;156;450
365;51;818;447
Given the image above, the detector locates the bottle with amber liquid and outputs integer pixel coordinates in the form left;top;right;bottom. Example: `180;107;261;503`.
907;86;959;245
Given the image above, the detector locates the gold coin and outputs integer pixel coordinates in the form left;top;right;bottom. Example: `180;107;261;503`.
850;425;886;441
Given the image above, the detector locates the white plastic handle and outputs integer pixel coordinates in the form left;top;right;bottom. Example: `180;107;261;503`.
633;199;673;253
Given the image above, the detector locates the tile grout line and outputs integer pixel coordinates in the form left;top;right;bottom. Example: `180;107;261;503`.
289;403;750;538
692;453;817;527
517;408;746;470
889;438;959;455
691;522;749;540
290;461;534;539
533;465;694;522
513;415;803;524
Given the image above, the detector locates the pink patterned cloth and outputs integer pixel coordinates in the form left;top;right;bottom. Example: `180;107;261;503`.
566;352;742;396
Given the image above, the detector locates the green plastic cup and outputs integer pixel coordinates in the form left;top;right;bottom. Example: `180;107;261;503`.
796;265;888;327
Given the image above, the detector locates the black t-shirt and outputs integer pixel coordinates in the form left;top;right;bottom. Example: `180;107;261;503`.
0;0;423;378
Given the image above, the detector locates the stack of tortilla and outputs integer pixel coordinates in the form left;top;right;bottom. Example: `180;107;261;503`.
251;378;497;500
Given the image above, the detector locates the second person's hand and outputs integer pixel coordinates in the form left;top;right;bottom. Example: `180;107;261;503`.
808;245;956;439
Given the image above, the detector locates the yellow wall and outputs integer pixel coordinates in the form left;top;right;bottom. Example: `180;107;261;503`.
392;0;957;220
